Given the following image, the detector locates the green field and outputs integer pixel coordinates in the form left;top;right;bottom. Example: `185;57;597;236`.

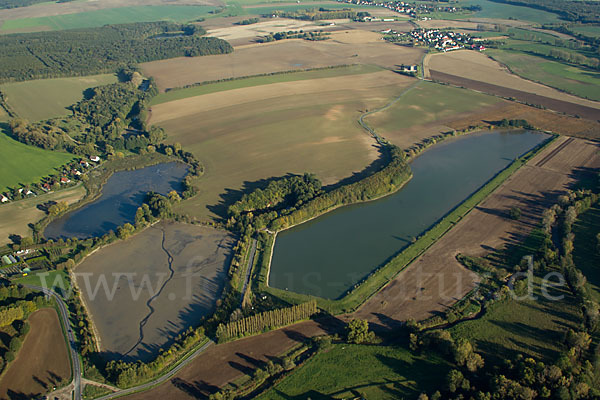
573;203;600;301
450;276;581;364
243;2;374;14
0;5;217;33
1;74;117;121
487;49;600;101
0;106;8;122
257;344;450;400
447;0;560;23
364;81;500;135
0;126;73;192
151;65;383;105
570;24;600;38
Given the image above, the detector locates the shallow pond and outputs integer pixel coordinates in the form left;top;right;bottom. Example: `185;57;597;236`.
44;162;187;240
269;131;549;299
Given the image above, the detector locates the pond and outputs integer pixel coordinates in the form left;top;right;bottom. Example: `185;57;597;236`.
269;130;549;299
44;162;188;240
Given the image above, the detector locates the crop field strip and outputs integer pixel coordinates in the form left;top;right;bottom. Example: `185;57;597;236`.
353;137;600;326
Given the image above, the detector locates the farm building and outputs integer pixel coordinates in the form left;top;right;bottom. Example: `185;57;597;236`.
400;64;418;72
2;255;11;265
8;255;17;264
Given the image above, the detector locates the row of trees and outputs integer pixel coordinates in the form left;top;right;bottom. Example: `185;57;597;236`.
266;7;365;21
216;301;317;342
0;22;232;82
270;145;411;231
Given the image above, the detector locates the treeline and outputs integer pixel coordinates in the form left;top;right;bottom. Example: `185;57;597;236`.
228;173;322;219
105;326;206;387
487;0;600;23
0;21;232;82
270;145;411;231
235;17;260;25
216;301;317;342
257;30;331;43
0;0;72;9
266;8;367;21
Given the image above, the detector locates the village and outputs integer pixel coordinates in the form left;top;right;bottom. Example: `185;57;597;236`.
385;28;486;52
337;0;463;19
0;155;100;205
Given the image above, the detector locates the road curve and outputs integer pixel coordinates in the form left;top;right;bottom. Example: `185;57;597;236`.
25;284;82;400
96;339;215;400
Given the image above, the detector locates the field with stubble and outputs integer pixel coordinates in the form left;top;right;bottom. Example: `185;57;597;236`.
142;34;424;91
0;308;71;399
353;136;600;328
150;70;415;220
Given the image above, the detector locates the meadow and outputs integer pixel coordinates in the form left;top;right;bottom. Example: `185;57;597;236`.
364;81;501;148
487;50;600;101
0;184;86;246
150;71;414;219
450;276;581;364
0;127;73;192
570;24;600;38
151;64;382;105
453;0;560;24
0;5;217;33
257;344;450;399
1;74;117;121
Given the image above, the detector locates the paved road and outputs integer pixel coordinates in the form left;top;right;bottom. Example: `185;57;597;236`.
96;339;215;400
25;284;82;400
240;238;258;307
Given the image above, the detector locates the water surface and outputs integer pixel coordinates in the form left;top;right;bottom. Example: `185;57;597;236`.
44;162;187;240
269;131;549;299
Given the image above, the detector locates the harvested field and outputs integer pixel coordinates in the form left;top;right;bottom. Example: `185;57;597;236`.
425;50;600;117
0;74;117;121
206;18;338;42
353;136;600;328
431;70;600;121
150;71;415;219
364;81;502;149
124;318;343;400
0;184;86;246
141;38;424;91
75;222;234;361
0;308;71;399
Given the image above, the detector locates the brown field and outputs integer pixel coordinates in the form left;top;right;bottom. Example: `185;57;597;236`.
150;71;415;219
0;308;71;399
431;70;600;121
75;222;234;361
0;0;217;22
0;185;86;246
353;136;600;328
206;18;341;43
141;37;424;90
425;50;600;114
124;318;343;400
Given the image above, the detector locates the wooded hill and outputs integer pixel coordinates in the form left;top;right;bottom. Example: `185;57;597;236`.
0;22;233;82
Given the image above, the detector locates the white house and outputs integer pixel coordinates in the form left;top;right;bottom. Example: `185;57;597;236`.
90;155;101;162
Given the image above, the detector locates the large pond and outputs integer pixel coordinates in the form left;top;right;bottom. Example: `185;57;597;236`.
44;162;188;240
269;131;549;299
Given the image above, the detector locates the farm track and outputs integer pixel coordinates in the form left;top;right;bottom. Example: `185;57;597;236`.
535;137;574;167
240;238;257;307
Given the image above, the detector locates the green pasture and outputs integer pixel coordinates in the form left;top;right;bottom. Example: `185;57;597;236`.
257;344;449;400
488;49;600;101
1;74;117;122
0;126;73;192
